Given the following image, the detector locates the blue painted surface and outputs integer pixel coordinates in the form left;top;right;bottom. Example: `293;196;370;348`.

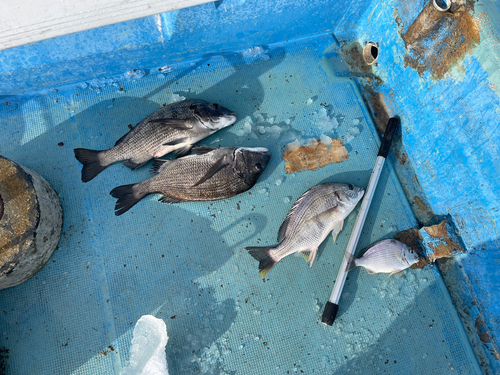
0;0;353;95
0;0;498;373
333;0;500;369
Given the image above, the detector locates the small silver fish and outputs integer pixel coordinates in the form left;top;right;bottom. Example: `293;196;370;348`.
245;182;364;277
74;99;236;182
110;146;271;215
346;239;419;276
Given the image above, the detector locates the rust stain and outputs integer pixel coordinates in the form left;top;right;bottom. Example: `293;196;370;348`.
423;219;464;263
282;138;349;174
360;85;390;134
401;1;480;80
394;218;465;268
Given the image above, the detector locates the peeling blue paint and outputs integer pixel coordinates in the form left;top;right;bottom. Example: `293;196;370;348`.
334;0;500;369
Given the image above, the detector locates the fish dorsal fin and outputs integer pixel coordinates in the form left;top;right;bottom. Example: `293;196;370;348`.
191;146;217;155
192;155;229;187
149;118;194;129
277;189;315;242
172;145;192;158
150;158;172;174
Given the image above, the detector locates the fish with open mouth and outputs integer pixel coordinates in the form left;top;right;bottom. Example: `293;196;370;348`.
74;99;237;182
245;182;364;277
110;146;271;215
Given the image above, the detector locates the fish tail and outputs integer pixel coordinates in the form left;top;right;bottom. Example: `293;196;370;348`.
110;184;146;216
245;246;277;278
74;148;106;182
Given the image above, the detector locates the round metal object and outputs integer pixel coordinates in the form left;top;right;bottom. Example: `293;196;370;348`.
0;156;63;290
362;42;379;66
433;0;451;12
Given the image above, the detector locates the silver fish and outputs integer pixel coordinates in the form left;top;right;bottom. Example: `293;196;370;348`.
346;239;419;276
74;99;236;182
110;146;271;216
245;182;364;277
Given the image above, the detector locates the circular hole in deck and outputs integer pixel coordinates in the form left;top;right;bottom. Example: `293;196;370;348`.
363;42;379;65
433;0;451;12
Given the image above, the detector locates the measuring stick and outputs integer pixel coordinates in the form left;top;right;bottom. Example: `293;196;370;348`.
321;117;400;325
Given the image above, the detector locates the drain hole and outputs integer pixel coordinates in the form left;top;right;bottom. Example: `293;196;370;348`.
363;42;379;65
433;0;451;12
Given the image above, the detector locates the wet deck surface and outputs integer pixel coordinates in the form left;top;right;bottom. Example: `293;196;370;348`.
0;34;481;374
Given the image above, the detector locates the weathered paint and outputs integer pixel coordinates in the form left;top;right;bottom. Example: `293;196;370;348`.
334;0;500;371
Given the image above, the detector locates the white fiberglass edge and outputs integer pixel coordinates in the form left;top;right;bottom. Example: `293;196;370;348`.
0;0;214;51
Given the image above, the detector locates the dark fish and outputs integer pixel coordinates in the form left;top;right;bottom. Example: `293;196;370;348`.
74;99;236;182
245;182;364;277
110;146;271;216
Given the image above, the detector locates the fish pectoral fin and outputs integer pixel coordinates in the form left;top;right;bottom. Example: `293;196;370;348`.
331;220;344;243
150;118;194;129
191;146;217;155
192;156;229;187
123;159;148;170
307;206;340;224
163;138;189;147
158;195;184;204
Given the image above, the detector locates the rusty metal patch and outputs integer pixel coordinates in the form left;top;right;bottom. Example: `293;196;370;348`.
399;0;480;79
282;138;349;174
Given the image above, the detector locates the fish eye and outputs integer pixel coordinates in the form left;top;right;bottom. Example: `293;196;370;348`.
409;249;414;253
212;103;220;109
348;184;354;190
254;163;262;171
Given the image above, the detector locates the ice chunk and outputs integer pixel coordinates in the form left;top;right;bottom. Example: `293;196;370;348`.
243;122;252;134
169;93;185;103
242;46;270;60
352;118;360;125
316;108;339;133
257;126;266;135
319;134;332;145
306;98;314;105
287;139;301;152
121;315;169;375
236;129;245;137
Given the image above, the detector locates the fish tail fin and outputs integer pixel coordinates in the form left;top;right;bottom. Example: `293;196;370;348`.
245;246;277;278
344;252;358;273
110;184;145;216
74;148;106;182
